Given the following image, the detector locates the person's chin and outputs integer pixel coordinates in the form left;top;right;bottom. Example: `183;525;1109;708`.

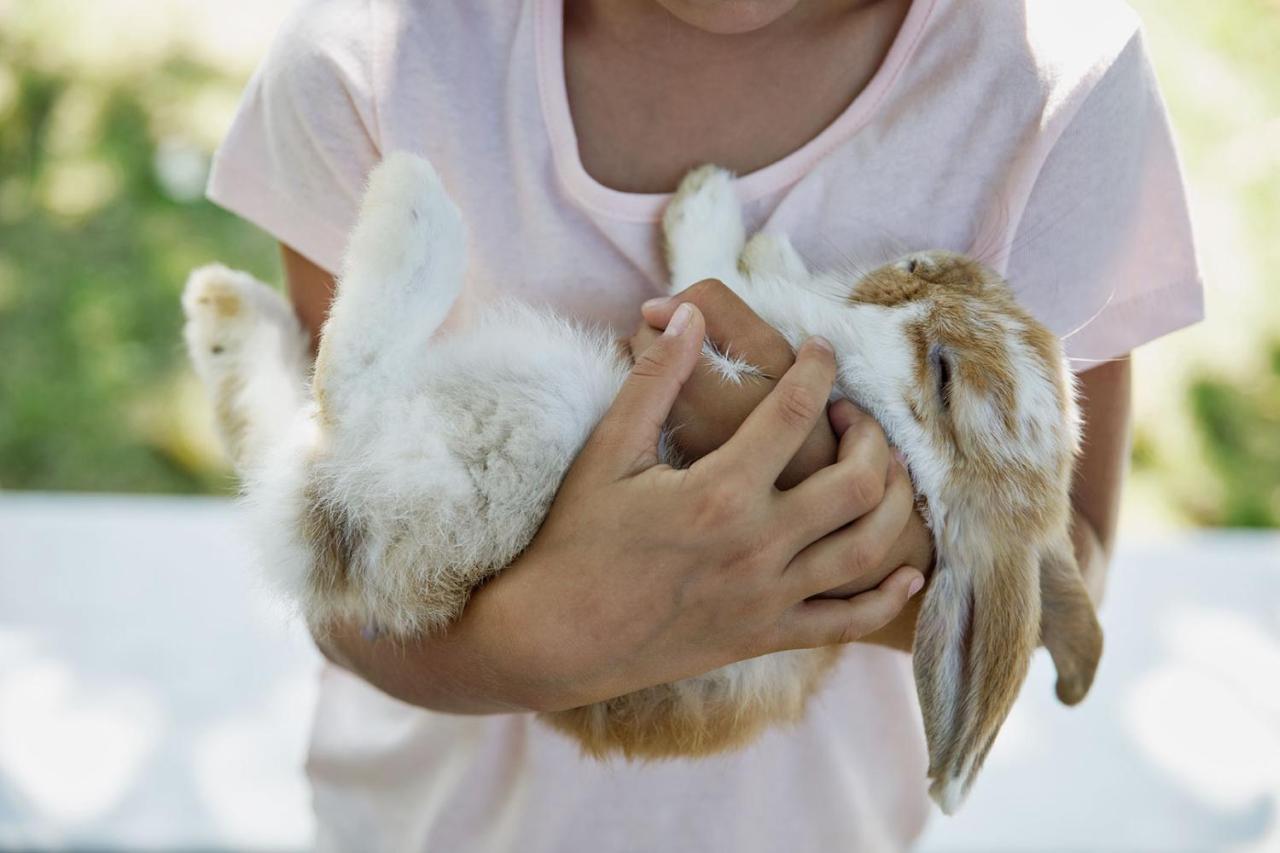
655;0;803;35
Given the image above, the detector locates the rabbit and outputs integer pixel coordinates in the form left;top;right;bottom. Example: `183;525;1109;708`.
183;152;1102;813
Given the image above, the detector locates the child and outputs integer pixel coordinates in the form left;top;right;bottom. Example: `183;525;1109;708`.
208;0;1202;849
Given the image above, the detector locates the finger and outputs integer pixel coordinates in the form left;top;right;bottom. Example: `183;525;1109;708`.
780;566;925;650
778;401;893;542
827;397;863;436
627;323;661;366
774;412;840;491
643;279;794;375
783;460;915;599
709;337;837;486
577;303;706;479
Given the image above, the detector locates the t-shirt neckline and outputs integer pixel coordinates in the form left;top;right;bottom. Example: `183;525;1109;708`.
534;0;936;223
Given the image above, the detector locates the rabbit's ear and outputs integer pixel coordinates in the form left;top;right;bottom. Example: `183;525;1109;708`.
913;542;1041;814
1039;538;1103;706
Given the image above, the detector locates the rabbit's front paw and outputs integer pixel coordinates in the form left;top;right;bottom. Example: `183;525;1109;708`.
662;165;746;291
664;165;740;244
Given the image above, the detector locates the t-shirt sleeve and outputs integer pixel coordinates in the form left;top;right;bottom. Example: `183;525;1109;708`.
207;0;381;274
1005;30;1204;363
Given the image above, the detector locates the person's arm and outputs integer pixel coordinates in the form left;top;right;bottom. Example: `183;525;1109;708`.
280;246;924;713
1067;355;1130;604
637;283;1130;650
281;248;334;353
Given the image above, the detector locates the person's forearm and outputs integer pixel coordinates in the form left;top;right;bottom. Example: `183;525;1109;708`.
313;622;522;715
1070;506;1111;606
310;567;569;715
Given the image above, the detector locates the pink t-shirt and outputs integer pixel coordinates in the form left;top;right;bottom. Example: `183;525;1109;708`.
209;1;1202;850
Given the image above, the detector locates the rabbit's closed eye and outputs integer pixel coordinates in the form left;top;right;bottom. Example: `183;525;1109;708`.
929;345;952;409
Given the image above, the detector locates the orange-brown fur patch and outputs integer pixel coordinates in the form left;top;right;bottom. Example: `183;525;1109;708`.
543;647;841;760
302;481;358;601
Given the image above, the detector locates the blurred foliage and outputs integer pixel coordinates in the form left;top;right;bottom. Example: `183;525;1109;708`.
0;1;1277;530
0;34;277;494
1185;347;1280;527
1125;0;1280;529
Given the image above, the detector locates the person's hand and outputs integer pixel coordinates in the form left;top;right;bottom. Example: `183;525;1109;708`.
480;302;925;711
630;279;834;489
633;280;933;609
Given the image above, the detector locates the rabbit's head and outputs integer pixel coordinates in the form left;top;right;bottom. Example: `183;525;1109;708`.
818;250;1102;812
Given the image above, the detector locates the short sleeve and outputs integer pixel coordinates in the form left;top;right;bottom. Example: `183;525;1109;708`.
1005;30;1204;363
207;0;381;274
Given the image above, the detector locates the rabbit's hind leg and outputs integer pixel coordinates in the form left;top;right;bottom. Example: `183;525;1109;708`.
182;264;310;470
313;153;466;425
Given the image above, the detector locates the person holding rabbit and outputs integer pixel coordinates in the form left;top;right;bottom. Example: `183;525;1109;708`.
204;0;1202;849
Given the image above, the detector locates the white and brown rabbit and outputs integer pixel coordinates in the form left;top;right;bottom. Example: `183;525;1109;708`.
183;153;1102;813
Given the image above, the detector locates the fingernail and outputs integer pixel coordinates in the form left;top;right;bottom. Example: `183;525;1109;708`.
643;296;673;312
907;574;925;598
664;303;693;337
808;335;833;354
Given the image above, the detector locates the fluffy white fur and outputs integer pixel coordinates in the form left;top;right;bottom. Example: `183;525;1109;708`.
183;154;1098;812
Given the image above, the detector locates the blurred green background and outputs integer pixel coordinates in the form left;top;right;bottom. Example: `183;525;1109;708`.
0;0;1277;528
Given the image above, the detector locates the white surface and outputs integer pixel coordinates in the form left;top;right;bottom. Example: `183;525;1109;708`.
1;493;1277;850
0;494;320;849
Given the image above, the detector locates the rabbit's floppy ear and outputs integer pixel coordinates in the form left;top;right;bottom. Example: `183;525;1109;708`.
1038;537;1103;706
913;532;1041;814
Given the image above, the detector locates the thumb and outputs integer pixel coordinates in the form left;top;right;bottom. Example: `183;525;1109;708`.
578;303;705;479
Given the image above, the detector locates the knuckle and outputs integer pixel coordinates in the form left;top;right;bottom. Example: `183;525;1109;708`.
843;410;888;451
841;539;876;579
885;465;914;508
630;348;671;380
775;383;822;430
694;480;749;527
844;466;887;513
733;545;768;577
836;616;867;646
686;278;728;302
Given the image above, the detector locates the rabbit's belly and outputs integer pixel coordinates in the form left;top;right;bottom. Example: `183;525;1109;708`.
330;321;629;630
